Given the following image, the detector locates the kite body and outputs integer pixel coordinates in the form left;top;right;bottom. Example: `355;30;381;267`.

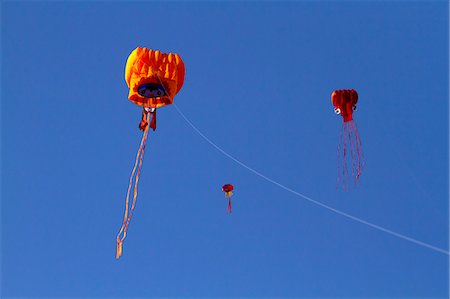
125;47;185;109
331;89;358;122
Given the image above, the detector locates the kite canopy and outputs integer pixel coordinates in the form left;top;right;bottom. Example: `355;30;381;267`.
222;184;234;194
125;47;185;108
331;89;358;122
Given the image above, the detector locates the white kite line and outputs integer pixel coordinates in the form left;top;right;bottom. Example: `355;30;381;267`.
174;104;449;256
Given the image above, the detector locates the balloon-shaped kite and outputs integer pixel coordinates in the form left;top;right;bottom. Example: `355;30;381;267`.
116;47;185;259
222;184;234;214
331;89;364;189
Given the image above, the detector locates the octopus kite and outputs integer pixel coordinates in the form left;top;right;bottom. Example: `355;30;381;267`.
116;47;185;259
331;89;364;189
222;184;234;214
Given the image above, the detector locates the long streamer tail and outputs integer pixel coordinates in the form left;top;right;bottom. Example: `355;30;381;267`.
116;113;150;259
227;197;232;214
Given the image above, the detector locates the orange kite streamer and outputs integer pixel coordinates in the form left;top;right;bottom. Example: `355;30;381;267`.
116;47;185;259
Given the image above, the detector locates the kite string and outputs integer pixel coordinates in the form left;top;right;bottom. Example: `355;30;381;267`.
173;104;449;256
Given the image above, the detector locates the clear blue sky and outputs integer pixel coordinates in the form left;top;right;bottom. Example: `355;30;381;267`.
2;1;448;298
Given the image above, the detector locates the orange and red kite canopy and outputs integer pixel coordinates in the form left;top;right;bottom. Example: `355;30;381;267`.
125;47;185;109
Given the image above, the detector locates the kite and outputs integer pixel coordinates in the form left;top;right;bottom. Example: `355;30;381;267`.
331;89;364;189
222;184;234;214
116;47;185;259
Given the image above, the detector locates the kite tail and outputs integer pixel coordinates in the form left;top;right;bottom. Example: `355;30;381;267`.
227;197;232;214
139;108;157;131
149;109;157;131
116;113;150;259
337;122;349;190
337;121;364;190
351;120;364;181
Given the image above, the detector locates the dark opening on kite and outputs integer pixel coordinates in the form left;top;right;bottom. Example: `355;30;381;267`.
138;83;166;98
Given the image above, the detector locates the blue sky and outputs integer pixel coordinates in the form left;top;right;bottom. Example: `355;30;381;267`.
2;1;448;298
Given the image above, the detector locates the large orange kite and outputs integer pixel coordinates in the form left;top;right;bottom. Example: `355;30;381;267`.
116;47;185;259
